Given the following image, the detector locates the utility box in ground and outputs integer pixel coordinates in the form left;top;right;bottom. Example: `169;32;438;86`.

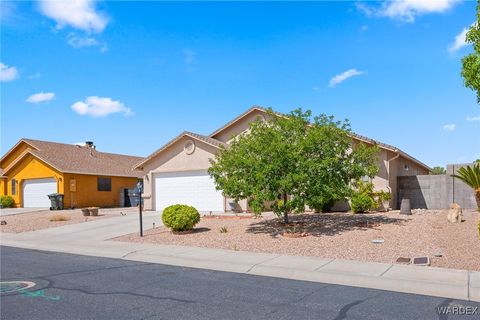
48;193;64;210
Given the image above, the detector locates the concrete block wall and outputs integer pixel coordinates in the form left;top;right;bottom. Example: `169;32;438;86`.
397;163;476;209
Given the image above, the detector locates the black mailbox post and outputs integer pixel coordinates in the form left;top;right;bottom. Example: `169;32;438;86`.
137;181;143;237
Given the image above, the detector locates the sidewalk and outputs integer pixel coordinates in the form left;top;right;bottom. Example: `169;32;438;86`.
1;212;479;302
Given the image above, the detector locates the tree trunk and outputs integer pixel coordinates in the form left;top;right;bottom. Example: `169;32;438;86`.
283;193;289;224
475;189;480;212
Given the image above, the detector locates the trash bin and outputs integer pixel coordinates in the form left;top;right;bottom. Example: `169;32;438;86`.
48;193;64;210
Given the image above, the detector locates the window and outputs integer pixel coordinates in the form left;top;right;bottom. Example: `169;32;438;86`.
11;179;16;195
97;177;111;192
404;164;410;171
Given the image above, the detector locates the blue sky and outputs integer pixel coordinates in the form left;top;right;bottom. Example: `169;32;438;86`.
1;0;479;167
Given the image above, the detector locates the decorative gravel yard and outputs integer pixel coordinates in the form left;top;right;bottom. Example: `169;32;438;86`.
0;208;136;233
115;209;480;271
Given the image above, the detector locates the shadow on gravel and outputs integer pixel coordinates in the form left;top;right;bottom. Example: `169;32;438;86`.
245;213;407;238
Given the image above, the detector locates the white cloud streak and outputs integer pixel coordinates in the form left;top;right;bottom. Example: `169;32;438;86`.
357;0;460;23
26;92;55;104
448;25;473;53
328;69;364;88
466;115;480;122
38;0;109;33
0;62;19;82
443;123;456;132
71;96;133;117
67;33;107;52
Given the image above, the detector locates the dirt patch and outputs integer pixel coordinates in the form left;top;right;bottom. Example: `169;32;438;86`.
114;210;480;271
0;208;128;233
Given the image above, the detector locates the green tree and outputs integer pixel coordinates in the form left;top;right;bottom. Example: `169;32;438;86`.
208;109;378;223
430;166;446;175
461;1;480;103
451;163;480;211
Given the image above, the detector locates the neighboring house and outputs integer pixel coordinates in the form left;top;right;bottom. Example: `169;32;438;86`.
135;106;431;212
0;139;143;208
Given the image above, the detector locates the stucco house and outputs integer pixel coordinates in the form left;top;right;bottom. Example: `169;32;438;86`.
135;107;431;212
0;139;142;208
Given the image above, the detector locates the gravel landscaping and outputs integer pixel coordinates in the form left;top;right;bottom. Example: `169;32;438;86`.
0;208;137;233
115;209;480;271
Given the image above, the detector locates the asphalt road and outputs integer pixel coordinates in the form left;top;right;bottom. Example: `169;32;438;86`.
1;246;479;320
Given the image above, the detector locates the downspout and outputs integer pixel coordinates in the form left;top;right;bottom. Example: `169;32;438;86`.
386;150;400;208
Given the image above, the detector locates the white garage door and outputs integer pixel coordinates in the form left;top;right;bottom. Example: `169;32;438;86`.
154;171;224;212
23;178;57;208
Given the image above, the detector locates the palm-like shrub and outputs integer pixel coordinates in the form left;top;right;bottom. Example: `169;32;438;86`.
452;163;480;211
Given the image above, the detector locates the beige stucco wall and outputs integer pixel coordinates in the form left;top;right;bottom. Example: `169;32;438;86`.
140;136;226;211
212;109;269;143
141;110;429;212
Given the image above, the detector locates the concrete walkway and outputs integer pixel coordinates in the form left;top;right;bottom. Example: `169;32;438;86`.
1;212;479;302
0;207;49;216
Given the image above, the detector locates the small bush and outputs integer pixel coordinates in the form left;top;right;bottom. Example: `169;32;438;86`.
351;181;376;213
0;195;14;208
49;214;70;222
219;226;228;233
162;204;200;232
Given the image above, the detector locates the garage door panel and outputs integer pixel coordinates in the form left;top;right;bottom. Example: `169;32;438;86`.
154;171;223;212
23;178;57;208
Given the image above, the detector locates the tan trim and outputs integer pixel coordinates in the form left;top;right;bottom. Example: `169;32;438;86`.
210;106;431;172
61;170;142;178
209;106;276;139
134;131;225;169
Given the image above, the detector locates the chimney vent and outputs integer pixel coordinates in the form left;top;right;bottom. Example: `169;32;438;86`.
85;141;95;149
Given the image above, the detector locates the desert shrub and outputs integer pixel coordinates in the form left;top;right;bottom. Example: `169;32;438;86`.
373;190;392;210
49;214;69;222
162;204;200;232
351;181;376;213
0;195;14;208
219;226;228;233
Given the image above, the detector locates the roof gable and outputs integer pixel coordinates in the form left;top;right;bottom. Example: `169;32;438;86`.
209;106;270;142
1;139;144;178
210;106;431;171
134;132;226;169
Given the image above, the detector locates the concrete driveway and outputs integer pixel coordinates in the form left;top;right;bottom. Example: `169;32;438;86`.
0;207;49;216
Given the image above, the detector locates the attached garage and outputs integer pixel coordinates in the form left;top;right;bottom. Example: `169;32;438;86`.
22;178;57;208
154;171;224;212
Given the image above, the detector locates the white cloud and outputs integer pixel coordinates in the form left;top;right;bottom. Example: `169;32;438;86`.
71;96;133;117
357;0;460;22
38;0;109;33
66;33;107;52
466;115;480;122
328;69;364;88
448;25;473;53
443;123;456;132
27;72;41;80
0;62;19;82
26;92;55;104
67;33;99;47
183;49;196;64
